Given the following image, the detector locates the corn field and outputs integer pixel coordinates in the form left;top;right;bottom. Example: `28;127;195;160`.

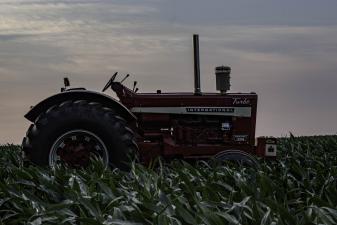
0;135;337;225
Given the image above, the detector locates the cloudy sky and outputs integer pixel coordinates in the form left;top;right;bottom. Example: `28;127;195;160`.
0;0;337;143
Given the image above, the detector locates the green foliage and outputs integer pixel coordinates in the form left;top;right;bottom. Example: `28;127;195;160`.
0;136;337;225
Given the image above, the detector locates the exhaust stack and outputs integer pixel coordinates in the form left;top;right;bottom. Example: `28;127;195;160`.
193;34;202;95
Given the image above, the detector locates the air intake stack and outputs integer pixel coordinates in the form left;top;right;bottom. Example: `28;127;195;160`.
215;66;231;94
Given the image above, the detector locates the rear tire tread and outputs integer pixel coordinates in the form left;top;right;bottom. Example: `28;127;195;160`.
22;100;138;168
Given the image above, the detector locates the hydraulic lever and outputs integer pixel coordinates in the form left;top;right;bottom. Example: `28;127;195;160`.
132;81;137;91
120;74;130;84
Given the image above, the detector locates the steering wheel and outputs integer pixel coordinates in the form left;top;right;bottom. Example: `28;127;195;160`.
102;72;118;92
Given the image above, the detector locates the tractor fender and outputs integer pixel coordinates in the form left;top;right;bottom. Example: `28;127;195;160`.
25;90;136;123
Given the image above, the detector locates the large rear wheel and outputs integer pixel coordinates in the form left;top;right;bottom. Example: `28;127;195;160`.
22;100;138;170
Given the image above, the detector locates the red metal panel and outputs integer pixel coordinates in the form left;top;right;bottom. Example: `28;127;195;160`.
112;82;260;160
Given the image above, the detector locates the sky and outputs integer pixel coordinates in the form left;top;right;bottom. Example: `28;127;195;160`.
0;0;337;143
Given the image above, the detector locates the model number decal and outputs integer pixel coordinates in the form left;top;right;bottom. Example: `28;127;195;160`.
131;107;251;117
233;98;250;105
186;107;234;113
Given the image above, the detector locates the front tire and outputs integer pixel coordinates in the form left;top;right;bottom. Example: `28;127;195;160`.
213;150;258;167
22;100;138;170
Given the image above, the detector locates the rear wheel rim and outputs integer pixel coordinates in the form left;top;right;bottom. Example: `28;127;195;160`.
49;129;109;168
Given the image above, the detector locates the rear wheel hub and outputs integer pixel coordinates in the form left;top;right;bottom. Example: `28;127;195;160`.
49;129;109;168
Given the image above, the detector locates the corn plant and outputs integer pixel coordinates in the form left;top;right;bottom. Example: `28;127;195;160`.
0;136;336;225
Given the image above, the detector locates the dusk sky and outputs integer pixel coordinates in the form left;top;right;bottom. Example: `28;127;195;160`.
1;0;337;143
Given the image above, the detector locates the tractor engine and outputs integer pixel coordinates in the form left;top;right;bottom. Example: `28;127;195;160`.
172;115;231;145
111;34;263;161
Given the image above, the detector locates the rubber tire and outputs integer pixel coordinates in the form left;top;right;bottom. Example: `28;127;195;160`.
22;100;138;170
213;150;258;167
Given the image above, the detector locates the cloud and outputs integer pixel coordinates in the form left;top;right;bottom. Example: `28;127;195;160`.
0;0;337;143
0;34;35;41
157;0;337;26
0;0;159;37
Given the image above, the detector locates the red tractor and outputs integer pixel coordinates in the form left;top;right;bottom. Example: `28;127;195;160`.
22;35;276;169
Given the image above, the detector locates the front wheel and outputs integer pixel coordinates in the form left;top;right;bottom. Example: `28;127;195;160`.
212;150;258;167
22;100;138;170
